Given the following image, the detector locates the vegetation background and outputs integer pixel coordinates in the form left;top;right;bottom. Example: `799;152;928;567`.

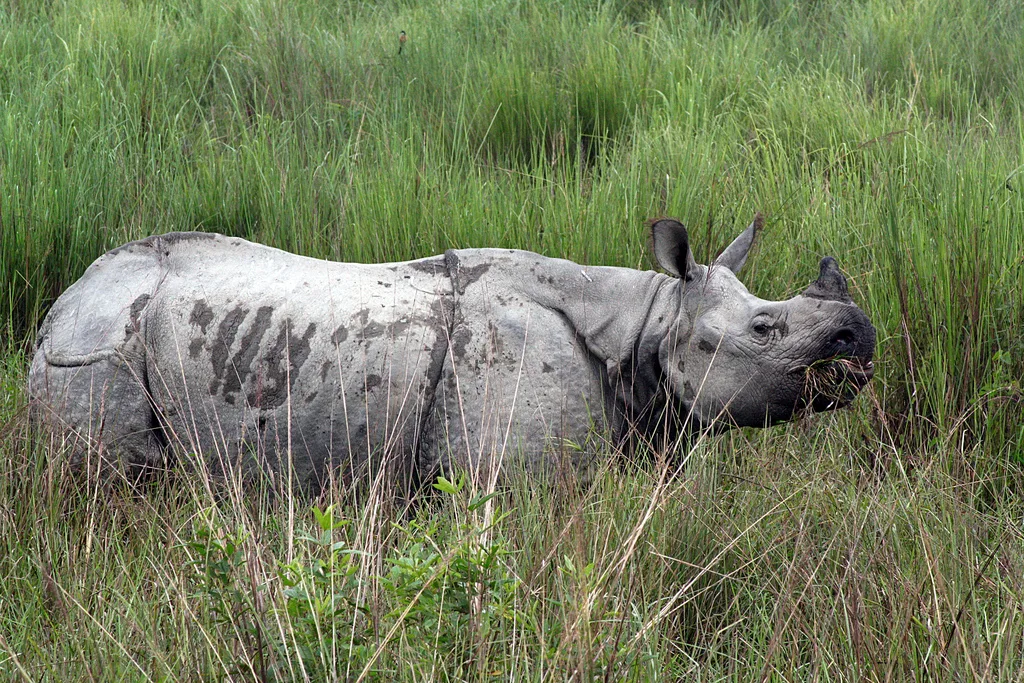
1;0;1023;679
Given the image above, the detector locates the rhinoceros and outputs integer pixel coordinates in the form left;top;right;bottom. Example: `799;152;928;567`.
29;216;875;490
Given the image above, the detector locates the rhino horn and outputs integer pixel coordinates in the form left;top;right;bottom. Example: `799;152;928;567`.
802;256;853;302
714;213;762;273
649;218;698;281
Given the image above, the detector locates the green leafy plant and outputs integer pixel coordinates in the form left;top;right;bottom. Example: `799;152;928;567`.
188;510;272;678
376;476;522;674
277;505;370;677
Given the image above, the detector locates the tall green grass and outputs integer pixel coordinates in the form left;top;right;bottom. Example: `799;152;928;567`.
1;0;1023;679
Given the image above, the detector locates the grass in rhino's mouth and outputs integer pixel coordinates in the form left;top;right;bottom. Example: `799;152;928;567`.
797;356;875;411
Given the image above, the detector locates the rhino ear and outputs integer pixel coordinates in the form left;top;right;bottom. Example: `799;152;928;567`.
714;213;762;273
648;218;698;280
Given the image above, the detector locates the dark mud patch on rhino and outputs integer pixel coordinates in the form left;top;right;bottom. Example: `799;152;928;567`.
331;325;348;346
444;251;490;295
358;320;386;341
389;318;412;337
542;362;554;374
189;300;214;333
320;360;334;382
247;319;317;409
409;256;446;274
107;231;218;257
458;264;491;294
221;306;274;404
365;374;382;391
451;326;473;361
209;304;250;395
352;309;388;342
157;231;219;246
125;294;151;336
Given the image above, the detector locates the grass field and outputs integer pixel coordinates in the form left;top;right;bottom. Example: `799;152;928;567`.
2;0;1023;679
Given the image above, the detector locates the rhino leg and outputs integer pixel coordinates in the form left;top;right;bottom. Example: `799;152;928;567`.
29;330;168;483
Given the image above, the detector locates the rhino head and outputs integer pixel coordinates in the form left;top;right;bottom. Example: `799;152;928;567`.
649;215;876;430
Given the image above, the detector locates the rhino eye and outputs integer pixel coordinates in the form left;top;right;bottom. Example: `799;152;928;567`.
752;321;772;337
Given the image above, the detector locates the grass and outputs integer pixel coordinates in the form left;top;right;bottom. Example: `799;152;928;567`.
1;0;1023;679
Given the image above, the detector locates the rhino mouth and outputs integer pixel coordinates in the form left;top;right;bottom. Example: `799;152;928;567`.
798;357;875;413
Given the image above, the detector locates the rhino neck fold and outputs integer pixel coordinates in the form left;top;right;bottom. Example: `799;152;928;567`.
554;269;685;451
528;263;668;364
523;261;683;422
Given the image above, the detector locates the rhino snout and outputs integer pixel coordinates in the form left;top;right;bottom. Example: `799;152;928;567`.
799;311;876;412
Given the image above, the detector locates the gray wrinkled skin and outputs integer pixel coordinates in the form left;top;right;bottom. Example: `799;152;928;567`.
29;217;875;490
